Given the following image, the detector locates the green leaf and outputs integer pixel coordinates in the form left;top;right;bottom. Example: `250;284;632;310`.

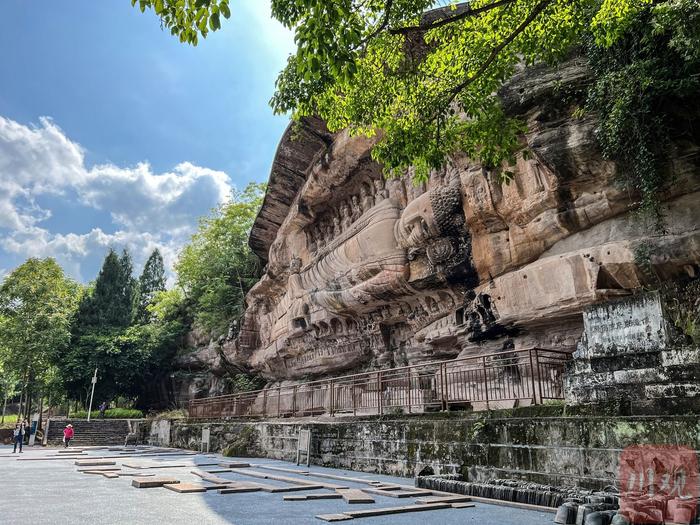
220;2;230;19
209;12;220;31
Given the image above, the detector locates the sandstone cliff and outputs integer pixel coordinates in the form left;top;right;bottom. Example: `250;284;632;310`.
218;58;700;391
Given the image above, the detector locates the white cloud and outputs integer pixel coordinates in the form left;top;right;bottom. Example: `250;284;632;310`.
80;160;231;232
2;226;181;284
0;116;87;189
0;115;236;283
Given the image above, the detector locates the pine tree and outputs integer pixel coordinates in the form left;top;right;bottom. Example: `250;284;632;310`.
118;249;137;325
135;249;166;323
74;248;136;332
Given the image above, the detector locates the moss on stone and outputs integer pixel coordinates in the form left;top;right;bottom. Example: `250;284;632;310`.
222;425;261;457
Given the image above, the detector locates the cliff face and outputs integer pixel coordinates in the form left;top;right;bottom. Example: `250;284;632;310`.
227;58;700;383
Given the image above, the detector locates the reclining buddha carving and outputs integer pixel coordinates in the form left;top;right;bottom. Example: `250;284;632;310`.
232;59;700;382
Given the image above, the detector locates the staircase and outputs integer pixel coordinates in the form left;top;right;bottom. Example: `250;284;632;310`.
46;419;133;446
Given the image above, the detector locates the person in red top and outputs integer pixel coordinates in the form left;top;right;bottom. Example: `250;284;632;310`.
63;424;74;448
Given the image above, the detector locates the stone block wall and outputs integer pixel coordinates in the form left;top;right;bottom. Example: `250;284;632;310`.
157;409;700;490
566;291;700;409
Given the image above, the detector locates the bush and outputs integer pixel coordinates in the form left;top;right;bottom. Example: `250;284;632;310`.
69;408;143;419
149;409;187;420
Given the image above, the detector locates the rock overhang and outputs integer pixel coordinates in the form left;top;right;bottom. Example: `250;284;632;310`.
249;116;332;261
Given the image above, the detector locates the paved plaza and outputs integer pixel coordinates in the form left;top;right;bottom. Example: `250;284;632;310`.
0;445;554;524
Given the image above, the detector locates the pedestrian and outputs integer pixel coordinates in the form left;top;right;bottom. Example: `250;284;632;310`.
12;421;26;453
63;423;74;448
98;401;107;419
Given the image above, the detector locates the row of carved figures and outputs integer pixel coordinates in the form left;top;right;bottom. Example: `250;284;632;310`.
303;293;453;340
307;178;389;254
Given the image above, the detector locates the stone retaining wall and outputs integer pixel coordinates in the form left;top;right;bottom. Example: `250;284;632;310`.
152;408;700;490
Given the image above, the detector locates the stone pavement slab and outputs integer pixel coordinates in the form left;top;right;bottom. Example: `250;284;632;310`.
336;489;375;504
164;483;207;493
131;476;180;488
0;445;556;525
74;459;115;466
285;493;344;501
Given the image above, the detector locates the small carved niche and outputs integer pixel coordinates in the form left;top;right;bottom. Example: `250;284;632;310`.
455;307;465;326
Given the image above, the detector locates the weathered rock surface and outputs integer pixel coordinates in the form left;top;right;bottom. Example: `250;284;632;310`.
227;58;700;387
166;327;235;401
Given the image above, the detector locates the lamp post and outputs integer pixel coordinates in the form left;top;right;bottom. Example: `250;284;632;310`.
86;368;98;422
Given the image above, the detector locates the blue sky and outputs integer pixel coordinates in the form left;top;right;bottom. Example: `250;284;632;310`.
0;0;294;283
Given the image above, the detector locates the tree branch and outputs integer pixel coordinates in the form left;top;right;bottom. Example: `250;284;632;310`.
362;0;395;45
389;0;517;35
441;0;552;111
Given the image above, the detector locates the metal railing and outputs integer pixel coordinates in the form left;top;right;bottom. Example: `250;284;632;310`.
187;348;570;419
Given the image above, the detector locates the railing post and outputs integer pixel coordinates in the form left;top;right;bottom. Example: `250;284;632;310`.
262;389;268;417
352;379;356;416
277;388;281;418
440;363;447;411
536;348;544;403
482;356;490;410
329;380;335;417
292;386;298;417
528;348;538;405
406;368;412;414
377;372;383;416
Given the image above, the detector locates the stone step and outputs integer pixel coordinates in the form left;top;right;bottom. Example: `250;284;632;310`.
46;418;132;446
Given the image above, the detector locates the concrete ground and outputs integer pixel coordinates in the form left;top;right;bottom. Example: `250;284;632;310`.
0;445;554;524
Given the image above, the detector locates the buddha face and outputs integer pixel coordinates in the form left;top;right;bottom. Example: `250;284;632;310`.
395;191;439;249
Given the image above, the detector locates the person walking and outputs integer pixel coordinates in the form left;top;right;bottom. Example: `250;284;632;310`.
98;401;107;419
12;420;26;453
63;423;74;448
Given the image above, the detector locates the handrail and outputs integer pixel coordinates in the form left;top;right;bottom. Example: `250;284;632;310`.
189;347;570;404
187;347;570;418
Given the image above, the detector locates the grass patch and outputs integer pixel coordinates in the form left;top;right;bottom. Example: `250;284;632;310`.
69;408;144;419
0;413;19;429
149;409;187;420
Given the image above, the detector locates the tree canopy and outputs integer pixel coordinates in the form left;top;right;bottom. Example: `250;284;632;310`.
0;181;266;409
176;182;265;335
135;249;167;324
131;0;655;176
60;248;182;404
0;258;81;407
132;0;700;218
73;249;137;333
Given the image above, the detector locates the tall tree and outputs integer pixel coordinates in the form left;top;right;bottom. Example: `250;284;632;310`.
118;249;138;325
0;331;20;424
0;258;80;417
135;249;167;324
130;0;654;177
61;249;138;402
176;182;265;335
74;249;137;332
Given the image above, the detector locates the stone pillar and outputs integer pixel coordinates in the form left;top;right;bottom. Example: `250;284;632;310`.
565;291;700;412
